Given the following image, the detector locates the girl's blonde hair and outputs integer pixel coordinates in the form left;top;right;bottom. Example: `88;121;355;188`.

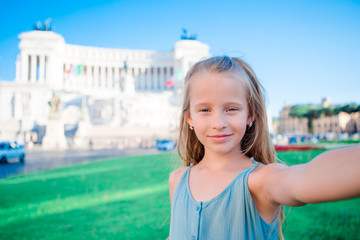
177;56;285;239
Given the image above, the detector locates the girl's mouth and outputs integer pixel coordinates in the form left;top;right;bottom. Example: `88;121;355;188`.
208;134;233;142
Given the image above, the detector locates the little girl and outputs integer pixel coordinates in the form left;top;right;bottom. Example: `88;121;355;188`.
168;56;360;240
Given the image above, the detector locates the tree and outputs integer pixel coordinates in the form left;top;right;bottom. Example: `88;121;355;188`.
334;104;360;114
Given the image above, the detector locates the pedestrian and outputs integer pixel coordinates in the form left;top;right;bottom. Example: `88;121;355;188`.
168;56;360;239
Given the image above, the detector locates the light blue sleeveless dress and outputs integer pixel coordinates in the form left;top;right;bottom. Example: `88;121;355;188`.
169;158;278;240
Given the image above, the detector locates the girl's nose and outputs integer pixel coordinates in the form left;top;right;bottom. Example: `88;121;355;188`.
211;113;227;129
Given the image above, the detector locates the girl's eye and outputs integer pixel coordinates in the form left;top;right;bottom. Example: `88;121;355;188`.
227;108;238;112
199;109;209;112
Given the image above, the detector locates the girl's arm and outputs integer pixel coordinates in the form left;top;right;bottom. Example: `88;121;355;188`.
264;144;360;206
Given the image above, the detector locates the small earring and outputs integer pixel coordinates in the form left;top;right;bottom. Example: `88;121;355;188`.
249;122;253;128
189;125;194;130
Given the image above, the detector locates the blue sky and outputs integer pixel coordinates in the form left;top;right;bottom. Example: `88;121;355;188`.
1;0;359;117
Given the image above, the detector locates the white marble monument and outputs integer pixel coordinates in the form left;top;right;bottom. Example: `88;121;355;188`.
42;92;68;149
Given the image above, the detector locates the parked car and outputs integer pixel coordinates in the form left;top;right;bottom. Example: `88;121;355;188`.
288;137;298;144
0;141;25;163
156;139;176;151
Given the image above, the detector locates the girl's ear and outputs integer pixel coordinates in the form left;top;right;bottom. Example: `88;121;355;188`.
186;111;193;127
247;116;254;126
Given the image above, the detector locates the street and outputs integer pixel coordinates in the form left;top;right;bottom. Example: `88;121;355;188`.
0;147;159;179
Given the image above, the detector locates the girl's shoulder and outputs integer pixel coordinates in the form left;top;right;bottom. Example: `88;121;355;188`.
169;167;188;202
251;162;288;181
169;167;188;188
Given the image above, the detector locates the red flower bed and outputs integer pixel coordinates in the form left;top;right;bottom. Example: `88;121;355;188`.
275;145;324;151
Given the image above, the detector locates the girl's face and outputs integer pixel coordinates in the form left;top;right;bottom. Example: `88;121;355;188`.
186;71;253;157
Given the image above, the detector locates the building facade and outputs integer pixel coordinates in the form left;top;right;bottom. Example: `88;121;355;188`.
313;112;360;134
278;104;309;135
0;30;210;148
278;99;360;136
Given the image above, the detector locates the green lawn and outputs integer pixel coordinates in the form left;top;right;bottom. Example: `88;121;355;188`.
0;149;359;240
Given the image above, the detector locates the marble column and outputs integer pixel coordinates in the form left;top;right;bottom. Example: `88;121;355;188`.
44;56;48;83
150;68;153;90
164;67;170;87
159;67;164;90
134;68;139;89
20;53;29;83
86;65;92;89
120;67;124;90
100;66;106;88
145;68;150;90
108;67;113;88
64;63;69;88
30;55;37;83
39;55;45;83
114;66;120;89
70;64;74;88
94;66;99;88
139;68;145;90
